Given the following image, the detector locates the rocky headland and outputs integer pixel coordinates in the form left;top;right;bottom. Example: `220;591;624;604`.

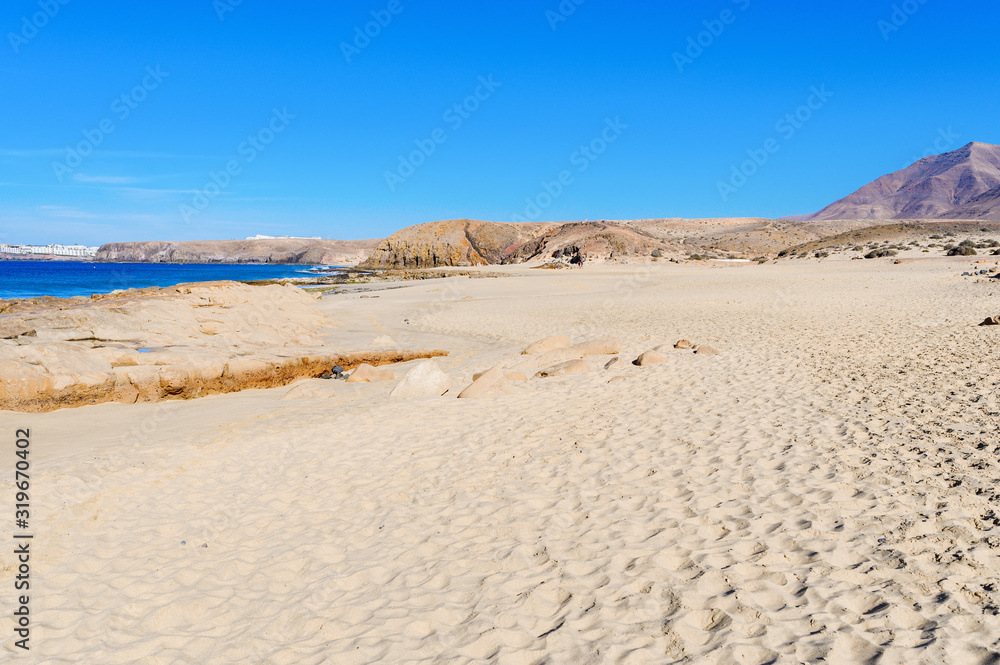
95;238;381;265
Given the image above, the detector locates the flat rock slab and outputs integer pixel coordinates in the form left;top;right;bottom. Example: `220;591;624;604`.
535;359;589;378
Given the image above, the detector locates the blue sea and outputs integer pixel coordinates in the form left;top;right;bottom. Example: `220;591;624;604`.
0;261;329;300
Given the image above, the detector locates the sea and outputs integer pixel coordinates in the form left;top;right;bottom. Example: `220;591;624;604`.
0;261;330;300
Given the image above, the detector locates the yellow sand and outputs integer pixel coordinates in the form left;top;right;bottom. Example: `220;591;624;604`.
2;256;999;664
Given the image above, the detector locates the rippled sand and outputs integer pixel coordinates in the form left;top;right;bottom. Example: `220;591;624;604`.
4;257;999;664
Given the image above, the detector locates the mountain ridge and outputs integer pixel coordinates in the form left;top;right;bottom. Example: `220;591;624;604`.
798;141;1000;221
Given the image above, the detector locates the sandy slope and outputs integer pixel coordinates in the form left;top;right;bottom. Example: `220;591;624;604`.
2;257;999;664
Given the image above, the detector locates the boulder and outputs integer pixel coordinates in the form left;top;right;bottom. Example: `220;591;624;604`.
674;340;694;349
568;337;621;356
389;360;452;398
694;345;719;355
634;350;667;366
980;316;1000;326
522;335;570;355
535;359;589;378
458;365;514;398
345;363;395;383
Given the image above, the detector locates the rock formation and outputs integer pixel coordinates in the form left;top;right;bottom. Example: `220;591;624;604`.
0;282;447;412
95;238;381;265
359;219;556;269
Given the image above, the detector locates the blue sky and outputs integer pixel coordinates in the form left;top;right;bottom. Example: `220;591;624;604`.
1;0;998;245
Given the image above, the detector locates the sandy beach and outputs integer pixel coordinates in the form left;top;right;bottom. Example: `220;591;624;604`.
3;257;1000;664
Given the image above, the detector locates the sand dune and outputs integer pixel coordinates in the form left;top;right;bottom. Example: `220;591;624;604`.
2;257;999;663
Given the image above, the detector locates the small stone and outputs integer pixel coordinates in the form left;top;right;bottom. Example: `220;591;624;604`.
674;339;694;349
604;357;621;370
980;316;1000;326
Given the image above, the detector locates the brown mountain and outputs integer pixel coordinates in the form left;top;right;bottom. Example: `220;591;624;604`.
358;219;558;269
95;238;381;265
800;142;1000;221
358;217;869;268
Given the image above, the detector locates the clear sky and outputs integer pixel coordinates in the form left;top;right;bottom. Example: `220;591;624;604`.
2;0;998;245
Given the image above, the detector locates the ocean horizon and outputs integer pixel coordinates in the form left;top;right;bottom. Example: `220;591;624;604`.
0;260;329;300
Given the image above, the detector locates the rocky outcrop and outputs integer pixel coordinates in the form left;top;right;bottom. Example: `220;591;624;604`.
359;219;556;269
506;222;662;263
0;282;447;412
95;238;381;265
360;219;670;268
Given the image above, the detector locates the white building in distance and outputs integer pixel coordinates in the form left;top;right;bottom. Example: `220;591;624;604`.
0;243;99;258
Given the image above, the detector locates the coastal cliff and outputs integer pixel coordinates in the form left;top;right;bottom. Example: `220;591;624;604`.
359;219;558;269
95;238;381;265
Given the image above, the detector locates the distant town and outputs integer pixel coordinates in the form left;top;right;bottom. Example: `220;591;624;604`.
0;243;99;258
